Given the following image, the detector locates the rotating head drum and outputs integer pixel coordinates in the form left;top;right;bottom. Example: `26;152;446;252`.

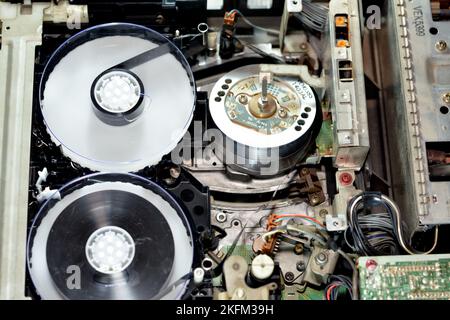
209;65;321;176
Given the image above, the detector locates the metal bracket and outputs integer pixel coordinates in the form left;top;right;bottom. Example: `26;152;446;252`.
0;2;48;300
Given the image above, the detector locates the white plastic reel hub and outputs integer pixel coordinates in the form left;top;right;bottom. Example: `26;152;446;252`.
93;70;142;113
85;226;135;274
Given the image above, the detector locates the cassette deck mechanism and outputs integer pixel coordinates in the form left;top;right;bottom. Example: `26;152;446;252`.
0;0;449;301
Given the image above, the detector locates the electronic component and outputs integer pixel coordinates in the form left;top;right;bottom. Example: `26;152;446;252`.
334;15;350;47
219;11;243;59
358;254;450;300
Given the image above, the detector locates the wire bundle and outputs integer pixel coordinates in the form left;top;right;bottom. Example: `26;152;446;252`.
294;0;329;33
273;213;326;230
324;275;353;300
346;192;439;256
346;192;400;256
261;213;328;247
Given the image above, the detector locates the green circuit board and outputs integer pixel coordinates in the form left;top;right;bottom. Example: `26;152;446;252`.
358;255;450;300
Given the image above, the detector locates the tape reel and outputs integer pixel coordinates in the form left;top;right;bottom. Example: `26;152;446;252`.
27;173;194;300
40;23;196;172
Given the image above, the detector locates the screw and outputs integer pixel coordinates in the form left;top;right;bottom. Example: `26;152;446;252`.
436;40;448;52
235;288;246;299
339;172;353;186
365;259;378;272
285;272;295;282
344;135;352;143
296;261;306;272
341;92;349;100
156;14;164;24
315;252;328;266
278;108;287;118
294;243;304;255
238;95;248;104
432;195;438;204
310;194;321;206
319;209;328;218
443;92;450;104
169;166;181;179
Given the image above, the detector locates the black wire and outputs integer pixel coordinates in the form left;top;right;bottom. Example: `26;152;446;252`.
347;192;400;256
324;275;353;300
232;36;286;64
211;225;227;239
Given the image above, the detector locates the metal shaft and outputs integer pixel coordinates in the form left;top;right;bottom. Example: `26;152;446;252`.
261;77;268;105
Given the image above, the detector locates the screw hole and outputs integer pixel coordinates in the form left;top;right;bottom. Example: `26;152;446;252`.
193;206;204;215
180;189;195;202
430;27;439;35
440;106;449;114
202;258;213;270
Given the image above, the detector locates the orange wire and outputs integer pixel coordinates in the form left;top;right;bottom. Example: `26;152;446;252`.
326;284;338;300
273;214;325;228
